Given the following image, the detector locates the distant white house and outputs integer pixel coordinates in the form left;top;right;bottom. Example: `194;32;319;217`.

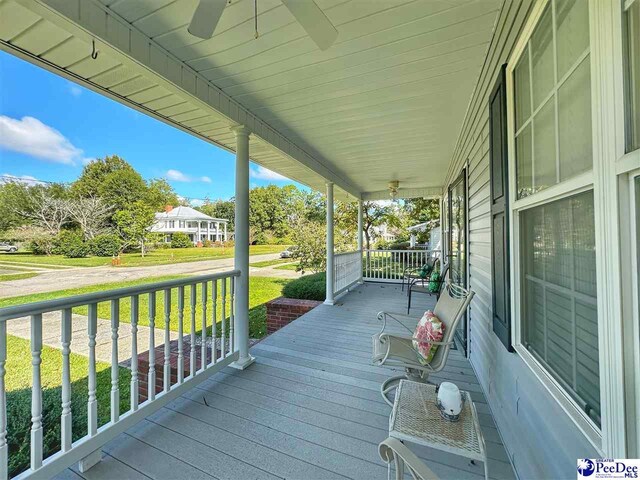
151;206;229;245
370;224;397;244
407;220;440;250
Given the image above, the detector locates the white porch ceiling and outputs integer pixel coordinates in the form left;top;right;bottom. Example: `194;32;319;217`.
0;0;501;200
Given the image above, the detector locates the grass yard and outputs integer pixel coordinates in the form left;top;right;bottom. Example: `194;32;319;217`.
274;262;300;271
0;275;290;339
250;257;293;268
6;335;130;478
0;245;286;268
0;272;38;282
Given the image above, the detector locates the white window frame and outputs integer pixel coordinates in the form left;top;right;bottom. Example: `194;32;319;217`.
505;0;633;455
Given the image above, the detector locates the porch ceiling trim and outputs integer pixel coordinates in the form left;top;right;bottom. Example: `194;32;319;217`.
11;0;361;199
362;187;442;201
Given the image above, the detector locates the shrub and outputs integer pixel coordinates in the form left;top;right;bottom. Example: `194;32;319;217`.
56;230;90;258
90;233;122;257
28;235;56;255
202;239;214;248
282;272;326;301
170;232;192;248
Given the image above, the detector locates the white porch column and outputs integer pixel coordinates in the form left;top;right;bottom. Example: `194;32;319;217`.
224;222;227;241
325;182;335;305
230;125;254;369
357;199;364;284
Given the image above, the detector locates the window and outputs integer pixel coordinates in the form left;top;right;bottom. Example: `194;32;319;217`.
509;0;601;438
179;221;185;228
520;191;600;426
624;0;640;152
513;0;591;198
168;221;175;228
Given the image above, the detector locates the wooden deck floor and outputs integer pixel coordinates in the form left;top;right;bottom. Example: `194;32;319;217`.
59;283;515;480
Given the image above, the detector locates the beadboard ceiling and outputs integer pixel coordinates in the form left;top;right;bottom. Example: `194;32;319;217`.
0;0;501;199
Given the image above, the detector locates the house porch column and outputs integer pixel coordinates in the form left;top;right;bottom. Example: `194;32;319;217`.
357;199;364;284
325;182;335;305
230;125;254;369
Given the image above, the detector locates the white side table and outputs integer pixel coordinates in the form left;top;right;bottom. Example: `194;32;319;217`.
389;380;489;479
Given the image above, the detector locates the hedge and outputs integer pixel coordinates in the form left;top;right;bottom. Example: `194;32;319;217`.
282;272;326;301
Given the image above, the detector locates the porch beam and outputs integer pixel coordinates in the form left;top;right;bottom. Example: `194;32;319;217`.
362;187;442;201
230;125;254;370
325;182;335;305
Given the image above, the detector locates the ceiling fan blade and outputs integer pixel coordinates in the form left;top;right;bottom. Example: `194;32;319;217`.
281;0;338;51
188;0;228;40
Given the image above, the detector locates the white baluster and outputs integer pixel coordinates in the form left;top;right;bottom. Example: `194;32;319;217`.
30;314;43;471
163;289;171;393
211;279;217;365
201;282;207;371
148;293;156;401
87;304;98;435
221;278;227;359
130;295;139;411
190;285;196;377
177;286;184;384
230;277;235;356
61;308;72;452
110;300;120;423
1;320;7;480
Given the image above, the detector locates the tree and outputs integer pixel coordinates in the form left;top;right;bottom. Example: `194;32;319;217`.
198;198;235;230
65;196;113;239
113;201;156;257
145;179;180;211
15;188;70;236
289;219;327;273
71;156;148;214
0;181;33;232
404;198;440;243
335;201;401;251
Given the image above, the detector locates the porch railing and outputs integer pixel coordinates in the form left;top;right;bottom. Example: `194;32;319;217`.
0;270;240;480
363;249;440;283
333;251;362;296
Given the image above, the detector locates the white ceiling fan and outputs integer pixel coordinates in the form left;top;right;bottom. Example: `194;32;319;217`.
188;0;338;51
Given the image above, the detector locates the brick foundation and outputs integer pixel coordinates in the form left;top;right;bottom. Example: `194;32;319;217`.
266;297;322;334
137;338;218;403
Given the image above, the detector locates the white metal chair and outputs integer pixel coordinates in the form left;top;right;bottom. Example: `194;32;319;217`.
379;437;439;480
372;282;475;406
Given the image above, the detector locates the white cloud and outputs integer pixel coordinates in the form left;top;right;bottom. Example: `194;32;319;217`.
0;173;46;186
250;165;288;181
165;169;211;183
190;198;205;207
82;157;96;166
68;84;82;97
0;115;83;165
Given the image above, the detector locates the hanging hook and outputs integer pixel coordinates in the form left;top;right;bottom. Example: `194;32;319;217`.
254;0;259;39
91;40;99;60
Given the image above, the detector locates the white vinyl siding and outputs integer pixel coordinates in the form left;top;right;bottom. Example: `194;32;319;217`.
442;1;601;477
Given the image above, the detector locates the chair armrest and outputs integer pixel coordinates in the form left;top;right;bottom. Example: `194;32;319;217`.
379;438;439;480
376;311;416;336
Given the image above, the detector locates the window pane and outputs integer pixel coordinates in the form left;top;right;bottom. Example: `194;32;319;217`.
558;56;592;181
556;0;590;79
515;48;531;130
625;1;640;152
531;5;555;108
516;125;533;198
521;190;600;426
533;97;557;190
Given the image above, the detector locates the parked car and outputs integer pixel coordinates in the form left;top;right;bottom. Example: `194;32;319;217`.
280;249;292;259
0;242;18;253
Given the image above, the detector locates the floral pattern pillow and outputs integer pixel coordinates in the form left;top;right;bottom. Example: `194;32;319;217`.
412;310;445;365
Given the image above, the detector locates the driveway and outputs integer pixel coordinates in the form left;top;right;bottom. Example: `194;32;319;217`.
0;252;300;298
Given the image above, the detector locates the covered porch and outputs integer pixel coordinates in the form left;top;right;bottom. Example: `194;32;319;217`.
57;283;514;480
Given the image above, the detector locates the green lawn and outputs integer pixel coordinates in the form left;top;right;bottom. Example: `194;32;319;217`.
0;274;289;339
0;245;286;268
0;272;38;282
275;262;300;271
250;257;292;268
6;334;130;478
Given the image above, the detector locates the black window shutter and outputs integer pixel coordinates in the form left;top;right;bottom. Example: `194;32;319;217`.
489;64;513;352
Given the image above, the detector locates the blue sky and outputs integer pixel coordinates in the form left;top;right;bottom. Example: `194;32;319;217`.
0;51;303;203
